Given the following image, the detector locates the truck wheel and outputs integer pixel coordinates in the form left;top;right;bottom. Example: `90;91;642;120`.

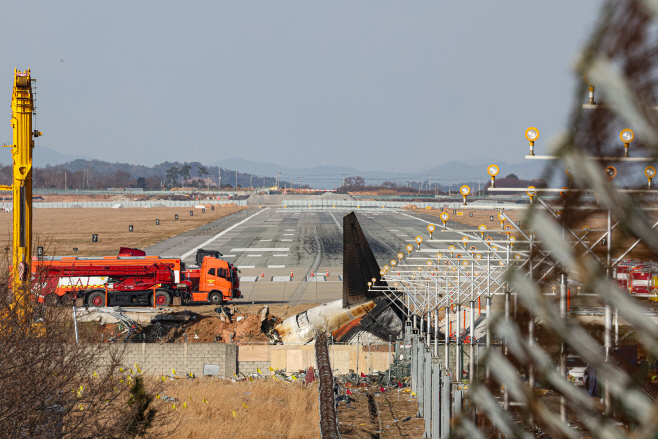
208;291;224;305
88;291;105;307
151;290;171;307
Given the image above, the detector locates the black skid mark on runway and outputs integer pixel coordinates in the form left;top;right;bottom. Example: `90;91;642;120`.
302;233;318;256
321;236;341;258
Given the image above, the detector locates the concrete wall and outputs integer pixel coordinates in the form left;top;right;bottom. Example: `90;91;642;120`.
236;344;393;375
247;193;354;206
237;345;271;375
116;343;237;377
97;343;393;378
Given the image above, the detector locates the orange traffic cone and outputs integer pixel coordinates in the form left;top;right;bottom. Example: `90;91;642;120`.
260;269;264;278
326;270;329;277
291;270;294;278
311;270;314;277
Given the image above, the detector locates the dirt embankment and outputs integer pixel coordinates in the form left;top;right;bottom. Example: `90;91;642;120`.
94;303;321;344
172;312;270;343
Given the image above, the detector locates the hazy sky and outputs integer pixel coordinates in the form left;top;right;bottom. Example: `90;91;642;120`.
0;1;602;172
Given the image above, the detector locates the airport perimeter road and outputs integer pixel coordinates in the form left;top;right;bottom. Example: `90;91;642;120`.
146;207;502;304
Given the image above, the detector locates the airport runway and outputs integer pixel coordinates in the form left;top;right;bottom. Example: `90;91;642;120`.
146;207;504;304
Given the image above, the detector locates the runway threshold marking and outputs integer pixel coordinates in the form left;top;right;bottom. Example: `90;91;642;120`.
180;208;269;260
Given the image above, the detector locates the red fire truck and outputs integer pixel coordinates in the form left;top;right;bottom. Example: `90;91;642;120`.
615;260;658;298
32;249;241;307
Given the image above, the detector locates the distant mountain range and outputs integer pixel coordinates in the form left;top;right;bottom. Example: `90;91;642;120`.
33;145;93;167
6;146;549;190
210;157;547;189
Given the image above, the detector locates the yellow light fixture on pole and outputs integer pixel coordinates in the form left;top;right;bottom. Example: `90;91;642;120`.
487;164;499;188
440;212;449;230
605;166;617;182
620;129;634;157
526;186;536;203
460;185;470;205
525;127;539;156
498;211;506;230
427;223;435;240
645;166;656;189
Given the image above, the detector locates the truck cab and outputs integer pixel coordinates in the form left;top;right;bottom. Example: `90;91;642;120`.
186;256;241;304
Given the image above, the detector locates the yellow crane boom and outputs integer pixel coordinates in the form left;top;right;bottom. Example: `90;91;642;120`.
9;69;40;298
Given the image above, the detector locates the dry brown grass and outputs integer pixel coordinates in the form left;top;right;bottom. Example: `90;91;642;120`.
0;205;247;256
337;386;423;438
150;377;320;439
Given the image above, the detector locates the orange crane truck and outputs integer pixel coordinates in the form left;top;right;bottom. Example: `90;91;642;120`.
32;249;241;307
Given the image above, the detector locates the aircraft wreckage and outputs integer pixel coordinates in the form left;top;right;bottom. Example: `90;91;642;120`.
270;212;445;344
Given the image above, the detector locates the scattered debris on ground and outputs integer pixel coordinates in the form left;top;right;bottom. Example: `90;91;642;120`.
335;382;423;438
91;303;322;344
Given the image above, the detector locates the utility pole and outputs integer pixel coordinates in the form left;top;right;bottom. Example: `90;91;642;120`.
277;171;280;188
64;170;67;190
235;171;238;189
449;184;451;195
429;173;431;191
478;177;481;196
218;167;221;190
342;173;345;188
250;174;252;190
